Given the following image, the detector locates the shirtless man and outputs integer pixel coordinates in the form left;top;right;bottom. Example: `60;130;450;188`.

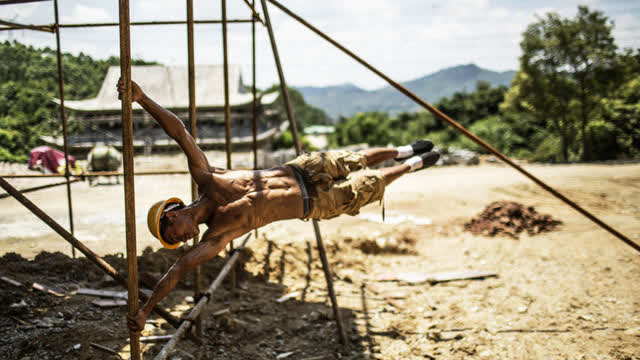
118;79;440;332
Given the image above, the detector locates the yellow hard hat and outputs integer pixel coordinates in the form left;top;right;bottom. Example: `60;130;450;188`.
147;197;185;249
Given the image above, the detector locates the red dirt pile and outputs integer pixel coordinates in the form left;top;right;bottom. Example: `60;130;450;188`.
465;201;562;238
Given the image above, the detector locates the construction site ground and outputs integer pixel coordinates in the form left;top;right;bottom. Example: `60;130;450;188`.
1;153;639;359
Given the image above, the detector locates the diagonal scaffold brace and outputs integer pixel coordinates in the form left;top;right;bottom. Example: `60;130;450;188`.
265;0;640;254
154;233;253;360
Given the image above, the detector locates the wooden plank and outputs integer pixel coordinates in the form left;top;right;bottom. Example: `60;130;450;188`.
1;276;22;287
376;270;498;284
92;299;127;308
77;288;127;299
364;283;405;310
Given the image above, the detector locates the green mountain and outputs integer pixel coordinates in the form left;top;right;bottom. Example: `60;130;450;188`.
296;64;515;119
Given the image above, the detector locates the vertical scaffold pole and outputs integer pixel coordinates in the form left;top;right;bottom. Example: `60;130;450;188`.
260;0;348;345
251;0;258;170
221;0;236;289
185;0;203;337
53;0;75;259
118;1;141;358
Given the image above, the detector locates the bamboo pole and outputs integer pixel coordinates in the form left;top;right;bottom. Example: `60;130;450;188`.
260;0;348;345
154;234;252;360
185;0;203;337
53;0;76;259
117;0;141;357
265;0;640;254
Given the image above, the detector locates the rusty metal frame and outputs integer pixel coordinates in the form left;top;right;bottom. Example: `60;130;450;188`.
4;0;637;358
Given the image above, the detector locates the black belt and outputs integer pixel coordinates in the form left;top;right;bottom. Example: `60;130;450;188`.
289;165;310;218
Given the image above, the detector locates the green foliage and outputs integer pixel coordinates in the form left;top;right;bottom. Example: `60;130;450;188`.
272;130;315;151
0;41;156;162
513;6;626;161
602;74;640;158
459;115;524;155
330;81;507;150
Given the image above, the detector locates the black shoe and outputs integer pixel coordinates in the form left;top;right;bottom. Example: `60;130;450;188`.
395;140;434;161
415;151;440;170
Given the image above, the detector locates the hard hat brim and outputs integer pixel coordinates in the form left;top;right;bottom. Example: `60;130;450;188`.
151;197;185;249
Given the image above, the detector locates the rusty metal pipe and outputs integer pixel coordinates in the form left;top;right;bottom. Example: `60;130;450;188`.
185;0;203;337
0;19;53;32
53;0;76;258
241;0;265;25
117;0;141;357
251;0;258;170
0;179;81;200
221;0;237;289
265;0;640;254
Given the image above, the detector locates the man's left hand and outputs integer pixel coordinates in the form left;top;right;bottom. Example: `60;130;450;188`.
127;309;147;333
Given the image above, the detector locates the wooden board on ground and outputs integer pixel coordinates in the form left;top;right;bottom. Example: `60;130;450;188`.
376;270;498;284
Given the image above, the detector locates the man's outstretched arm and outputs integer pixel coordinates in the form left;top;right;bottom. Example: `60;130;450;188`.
116;79;226;184
127;227;247;332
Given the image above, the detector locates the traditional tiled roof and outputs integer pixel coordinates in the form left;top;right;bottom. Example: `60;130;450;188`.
57;65;278;112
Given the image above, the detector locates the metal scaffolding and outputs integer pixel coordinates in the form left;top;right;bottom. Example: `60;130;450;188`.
1;0;639;358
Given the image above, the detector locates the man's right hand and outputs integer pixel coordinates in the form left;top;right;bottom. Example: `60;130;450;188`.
117;78;144;103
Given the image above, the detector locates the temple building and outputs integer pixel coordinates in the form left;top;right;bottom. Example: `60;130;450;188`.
45;65;280;154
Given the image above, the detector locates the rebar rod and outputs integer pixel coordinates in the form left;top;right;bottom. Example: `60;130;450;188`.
266;0;640;254
0;0;51;5
117;0;141;357
221;0;236;290
0;170;191;178
185;0;202;337
0;178;80;200
260;0;348;345
53;0;75;259
154;234;252;360
251;0;258;170
57;19;252;28
241;0;265;25
0;19;53;32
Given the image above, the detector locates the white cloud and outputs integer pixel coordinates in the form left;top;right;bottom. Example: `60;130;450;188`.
1;0;638;90
61;4;111;23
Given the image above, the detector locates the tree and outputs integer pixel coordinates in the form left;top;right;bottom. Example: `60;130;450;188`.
513;6;620;161
0;41;156;162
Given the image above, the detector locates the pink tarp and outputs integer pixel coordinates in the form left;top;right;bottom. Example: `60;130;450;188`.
28;146;76;174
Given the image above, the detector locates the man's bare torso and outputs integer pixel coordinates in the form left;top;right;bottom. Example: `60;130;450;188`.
200;165;303;237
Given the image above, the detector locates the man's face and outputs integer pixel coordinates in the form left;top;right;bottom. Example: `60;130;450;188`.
163;211;200;245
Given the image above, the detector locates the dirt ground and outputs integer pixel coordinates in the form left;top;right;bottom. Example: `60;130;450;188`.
1;153;639;359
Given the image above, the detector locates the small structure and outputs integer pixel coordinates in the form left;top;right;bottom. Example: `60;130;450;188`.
304;125;334;150
46;65;280;154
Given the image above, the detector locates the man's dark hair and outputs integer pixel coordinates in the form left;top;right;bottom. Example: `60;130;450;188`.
159;203;185;243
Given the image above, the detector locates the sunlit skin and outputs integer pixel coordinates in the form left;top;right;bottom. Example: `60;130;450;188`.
117;79;413;333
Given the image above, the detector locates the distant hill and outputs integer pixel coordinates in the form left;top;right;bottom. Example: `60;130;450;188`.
296;64;515;119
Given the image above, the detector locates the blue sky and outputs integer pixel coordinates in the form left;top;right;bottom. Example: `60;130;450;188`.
2;0;639;90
